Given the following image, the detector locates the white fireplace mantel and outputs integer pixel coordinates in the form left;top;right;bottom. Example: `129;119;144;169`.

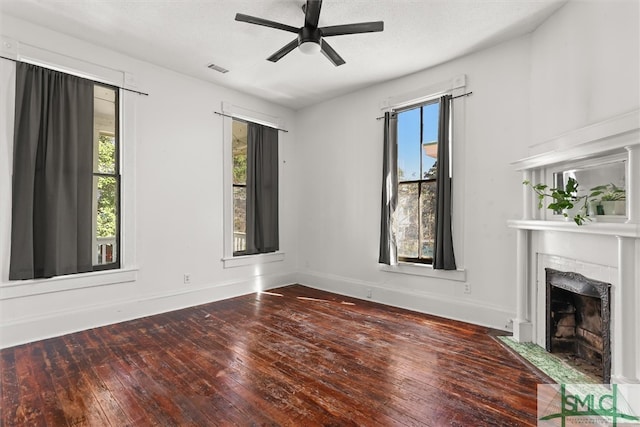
508;220;640;238
508;109;640;385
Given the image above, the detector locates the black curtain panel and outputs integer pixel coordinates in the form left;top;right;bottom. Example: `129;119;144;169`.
433;95;457;270
245;122;279;254
9;62;94;280
378;112;398;265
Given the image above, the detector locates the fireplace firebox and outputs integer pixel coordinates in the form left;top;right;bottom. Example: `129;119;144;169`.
545;268;611;383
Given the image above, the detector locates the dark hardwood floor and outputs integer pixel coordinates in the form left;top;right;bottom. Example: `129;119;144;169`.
1;285;548;426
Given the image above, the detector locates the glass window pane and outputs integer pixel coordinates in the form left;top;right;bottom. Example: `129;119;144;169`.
421;102;439;143
233;120;247;185
94;85;117;174
92;84;119;270
397;108;421;182
420;181;437;260
422;102;439;180
94;176;118;265
232;119;248;255
233;186;246;253
97;134;116;174
396;182;419;258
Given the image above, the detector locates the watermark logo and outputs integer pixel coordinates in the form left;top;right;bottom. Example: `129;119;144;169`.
538;384;640;426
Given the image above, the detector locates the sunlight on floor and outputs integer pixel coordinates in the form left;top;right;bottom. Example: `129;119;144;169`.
258;291;283;297
296;296;328;302
295;296;356;306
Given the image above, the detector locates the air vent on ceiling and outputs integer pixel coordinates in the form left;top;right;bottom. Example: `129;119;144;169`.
207;63;229;74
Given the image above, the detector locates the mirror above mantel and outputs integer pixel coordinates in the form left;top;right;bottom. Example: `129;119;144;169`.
511;109;640;228
555;156;627;220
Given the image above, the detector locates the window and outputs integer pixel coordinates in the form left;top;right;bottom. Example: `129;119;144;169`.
228;118;278;257
396;100;439;264
92;84;120;269
9;62;121;280
232;119;248;255
222;105;282;268
380;80;462;273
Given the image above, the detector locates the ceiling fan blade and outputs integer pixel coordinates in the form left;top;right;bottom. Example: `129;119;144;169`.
320;21;384;37
235;13;299;33
320;39;345;66
267;39;299;62
304;0;322;28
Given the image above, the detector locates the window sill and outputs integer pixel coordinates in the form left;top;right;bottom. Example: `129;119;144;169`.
222;251;285;269
380;262;466;282
0;267;138;300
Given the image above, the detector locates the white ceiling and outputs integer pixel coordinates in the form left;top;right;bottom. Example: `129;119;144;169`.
1;0;566;110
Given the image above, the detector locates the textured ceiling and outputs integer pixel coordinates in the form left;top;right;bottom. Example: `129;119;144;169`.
0;0;566;109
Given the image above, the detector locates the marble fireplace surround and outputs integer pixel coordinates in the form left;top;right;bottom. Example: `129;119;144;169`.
508;109;640;385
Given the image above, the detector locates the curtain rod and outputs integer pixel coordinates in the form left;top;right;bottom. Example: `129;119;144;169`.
214;111;289;133
375;91;473;120
0;55;149;97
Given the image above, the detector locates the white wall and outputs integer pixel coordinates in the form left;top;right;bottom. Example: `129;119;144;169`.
0;16;299;348
530;0;640;145
293;0;639;332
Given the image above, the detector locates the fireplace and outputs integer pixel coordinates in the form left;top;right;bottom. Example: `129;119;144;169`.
509;110;640;384
545;268;611;383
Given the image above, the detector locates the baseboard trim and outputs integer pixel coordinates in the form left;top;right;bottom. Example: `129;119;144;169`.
1;270;515;349
0;272;296;349
610;375;640;385
296;270;514;332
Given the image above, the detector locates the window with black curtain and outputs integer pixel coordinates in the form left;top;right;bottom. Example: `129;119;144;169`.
379;94;456;269
9;62;120;280
231;118;279;256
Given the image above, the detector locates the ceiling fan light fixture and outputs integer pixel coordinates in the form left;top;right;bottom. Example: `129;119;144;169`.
298;40;321;55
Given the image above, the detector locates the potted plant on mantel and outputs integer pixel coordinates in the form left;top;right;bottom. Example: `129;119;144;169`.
590;183;626;216
523;177;597;225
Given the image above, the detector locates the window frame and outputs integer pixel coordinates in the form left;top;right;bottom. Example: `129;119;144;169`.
0;45;138;295
231;117;248;256
395;100;439;265
221;102;285;268
92;84;121;272
378;75;467;275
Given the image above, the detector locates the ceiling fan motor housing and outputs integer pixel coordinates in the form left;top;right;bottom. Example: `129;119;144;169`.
298;27;322;46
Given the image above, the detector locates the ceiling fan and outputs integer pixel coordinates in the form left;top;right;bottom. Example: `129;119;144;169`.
235;0;384;66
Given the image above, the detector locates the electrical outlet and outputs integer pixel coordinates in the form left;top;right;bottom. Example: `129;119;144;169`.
463;283;471;294
183;274;191;284
366;288;372;299
505;319;514;330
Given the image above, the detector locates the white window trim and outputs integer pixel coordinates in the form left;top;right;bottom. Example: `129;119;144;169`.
0;41;138;293
220;102;285;268
380;75;467;276
222;252;285;269
0;268;138;300
380;75;467;112
379;263;466;282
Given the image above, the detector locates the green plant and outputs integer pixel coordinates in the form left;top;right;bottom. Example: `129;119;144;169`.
589;183;625;201
523;177;598;226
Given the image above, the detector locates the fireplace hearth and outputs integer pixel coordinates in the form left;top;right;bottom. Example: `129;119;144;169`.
545;268;611;383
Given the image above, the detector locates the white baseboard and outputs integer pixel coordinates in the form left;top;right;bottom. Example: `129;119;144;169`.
1;270;515;349
296;270;514;332
0;272;296;349
611;375;640;385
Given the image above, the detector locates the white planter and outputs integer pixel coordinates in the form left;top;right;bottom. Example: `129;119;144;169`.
600;200;626;215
